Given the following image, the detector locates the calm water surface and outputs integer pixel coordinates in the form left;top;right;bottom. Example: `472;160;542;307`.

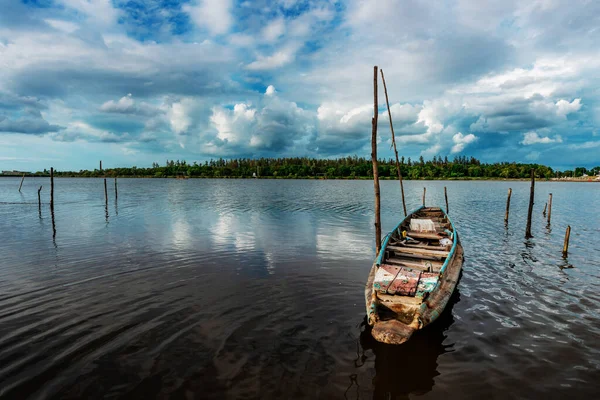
0;178;599;399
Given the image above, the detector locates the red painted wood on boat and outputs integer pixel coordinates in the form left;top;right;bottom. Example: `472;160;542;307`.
373;264;401;294
389;267;421;296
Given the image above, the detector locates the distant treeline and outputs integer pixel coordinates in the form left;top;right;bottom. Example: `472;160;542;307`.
25;156;599;180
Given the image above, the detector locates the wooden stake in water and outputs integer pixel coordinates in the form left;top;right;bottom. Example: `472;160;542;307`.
505;188;512;224
51;204;56;239
371;66;381;255
38;186;42;212
104;178;108;205
562;225;571;257
547;193;553;224
114;177;118;200
380;68;407;217
50;167;54;210
543;202;547;216
444;186;449;214
422;187;426;207
18;174;25;192
100;160;102;172
525;169;535;238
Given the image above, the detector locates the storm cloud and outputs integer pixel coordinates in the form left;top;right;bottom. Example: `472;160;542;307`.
0;0;598;170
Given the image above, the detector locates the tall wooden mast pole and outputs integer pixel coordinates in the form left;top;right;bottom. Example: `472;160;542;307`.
371;66;382;255
380;69;407;217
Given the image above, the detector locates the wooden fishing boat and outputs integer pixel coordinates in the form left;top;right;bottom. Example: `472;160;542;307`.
365;206;463;345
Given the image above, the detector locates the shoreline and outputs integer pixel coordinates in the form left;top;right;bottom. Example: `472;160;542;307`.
2;175;598;182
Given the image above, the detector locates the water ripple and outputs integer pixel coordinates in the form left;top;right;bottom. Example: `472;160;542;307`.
0;178;598;398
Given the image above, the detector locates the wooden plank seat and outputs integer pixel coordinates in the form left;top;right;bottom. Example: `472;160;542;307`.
387;245;450;258
416;217;447;222
396;242;449;250
419;209;443;214
416;213;444;217
385;257;444;272
385;258;428;271
405;231;447;240
389;252;445;262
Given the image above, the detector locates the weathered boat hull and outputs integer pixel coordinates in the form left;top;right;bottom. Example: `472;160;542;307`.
365;207;464;345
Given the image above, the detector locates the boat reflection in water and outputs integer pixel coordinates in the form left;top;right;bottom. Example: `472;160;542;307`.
359;286;461;399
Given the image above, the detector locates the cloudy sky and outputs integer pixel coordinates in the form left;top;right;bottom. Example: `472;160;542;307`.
1;0;599;171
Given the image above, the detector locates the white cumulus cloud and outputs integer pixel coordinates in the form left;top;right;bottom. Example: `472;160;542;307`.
451;132;477;153
183;0;233;35
520;131;563;145
100;94;162;116
169;101;193;134
262;18;286;42
556;98;582;118
246;46;298;70
58;0;119;26
100;94;134;112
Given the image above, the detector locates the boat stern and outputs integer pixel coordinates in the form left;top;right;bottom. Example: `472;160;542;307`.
371;319;416;345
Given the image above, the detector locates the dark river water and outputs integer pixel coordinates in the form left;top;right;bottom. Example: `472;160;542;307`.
0;178;598;399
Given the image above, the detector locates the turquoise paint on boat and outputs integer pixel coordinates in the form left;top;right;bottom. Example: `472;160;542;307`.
376;205;457;298
365;205;464;345
375;205;425;266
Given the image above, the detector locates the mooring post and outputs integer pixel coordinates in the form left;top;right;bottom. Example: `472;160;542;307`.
51;206;56;239
371;66;381;255
100;160;102;172
547;193;552;224
104;178;108;205
38;186;42;211
543;202;547;216
525;169;535;238
422;187;426;207
505;188;512;224
18;173;25;192
114;177;118;200
444;186;449;214
50;167;54;210
380;69;407;217
562;225;571;257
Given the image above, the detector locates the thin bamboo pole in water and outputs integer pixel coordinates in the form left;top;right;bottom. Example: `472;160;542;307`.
104;178;108;205
50;167;54;210
422;187;426;207
371;66;381;255
547;193;553;224
525;169;535;238
380;69;406;217
444;186;449;214
18;174;25;192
